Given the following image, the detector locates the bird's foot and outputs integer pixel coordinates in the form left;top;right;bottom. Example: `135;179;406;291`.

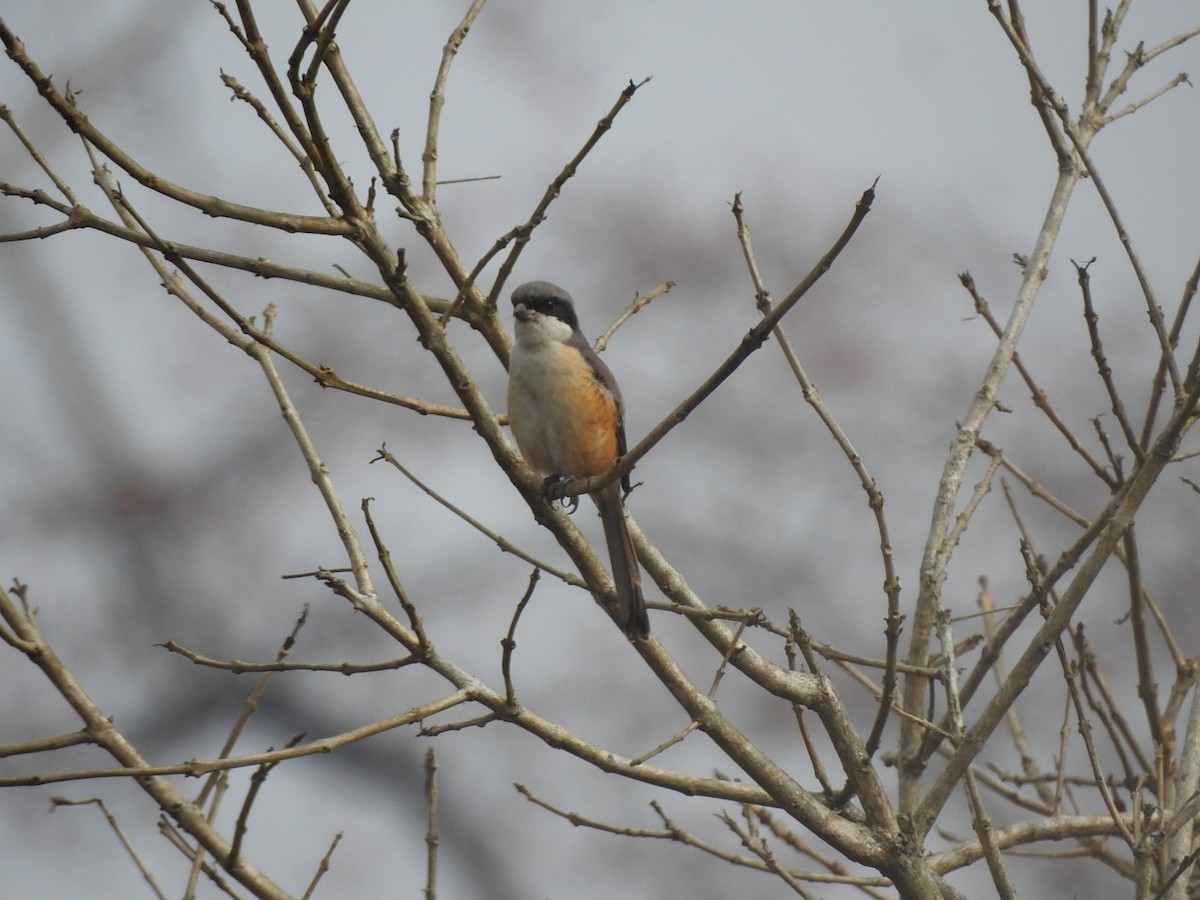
542;475;580;514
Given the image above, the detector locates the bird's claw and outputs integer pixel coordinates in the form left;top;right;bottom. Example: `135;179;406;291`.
542;475;579;514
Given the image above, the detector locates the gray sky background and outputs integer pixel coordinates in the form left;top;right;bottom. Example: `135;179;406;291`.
2;2;1199;898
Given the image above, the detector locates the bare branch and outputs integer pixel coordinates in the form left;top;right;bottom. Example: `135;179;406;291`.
961;273;1117;488
0;102;78;203
301;832;343;900
486;78;651;308
0;729;92;758
733;192;902;760
593;280;675;352
158;639;416;675
0;691;473;787
1103;71;1192;125
902;162;1081;814
362;497;430;647
557;181;877;500
0;582;293;898
423;748;439;900
51;798;167;900
0;20;351;235
501;570;538;706
423;0;488;201
371;446;586;589
250;318;379;604
914;377;1200;839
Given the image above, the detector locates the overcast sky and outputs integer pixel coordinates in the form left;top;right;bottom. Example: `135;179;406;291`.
3;2;1199;898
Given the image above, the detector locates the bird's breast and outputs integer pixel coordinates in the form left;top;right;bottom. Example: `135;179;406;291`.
508;342;620;477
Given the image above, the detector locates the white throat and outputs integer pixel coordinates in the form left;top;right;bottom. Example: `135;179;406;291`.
513;306;575;349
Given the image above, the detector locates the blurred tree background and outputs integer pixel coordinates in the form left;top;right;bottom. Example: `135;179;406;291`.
2;2;1199;897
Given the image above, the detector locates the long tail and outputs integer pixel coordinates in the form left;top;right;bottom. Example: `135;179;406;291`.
594;485;649;638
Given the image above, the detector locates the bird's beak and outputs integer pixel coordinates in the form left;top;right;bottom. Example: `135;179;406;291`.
513;302;534;322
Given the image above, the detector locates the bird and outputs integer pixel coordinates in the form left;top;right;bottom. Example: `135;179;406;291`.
506;280;650;638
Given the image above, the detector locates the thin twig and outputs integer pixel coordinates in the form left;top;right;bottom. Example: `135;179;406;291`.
0;584;292;897
593;280;675;352
909;170;1083;806
1057;637;1137;849
0;692;474;787
732;192;901;760
423;0;488;201
977;577;1058;814
487;78;651;308
301;0;353;89
1073;625;1154;778
628;722;700;767
222;0;323;170
501;570;538;705
249;316;379;604
1075;258;1142;459
934;578;1016;898
51;797;167;899
423;748;439;900
0;730;92;758
1097;26;1200;117
1025;31;1186;399
301;832;343;900
194;605;313;813
720;810;815;897
753;808;893;899
0;180;412;305
229;734;305;866
362;497;429;648
901;0;1091;812
1119;528;1166;764
78;162;470;433
913;372;1200;839
960;272;1115;487
557;181;877;501
372;446;585;589
944;451;1003;561
0;21;349;234
218;70;339;217
158;639;415;675
155;818;240;897
1104;72;1192;125
520;784;892;892
0;103;79;203
630;624;750;766
1141;254;1200;448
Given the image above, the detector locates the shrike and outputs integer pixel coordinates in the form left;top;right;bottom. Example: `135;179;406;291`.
506;281;649;638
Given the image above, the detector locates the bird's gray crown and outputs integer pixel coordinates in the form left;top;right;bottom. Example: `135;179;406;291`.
512;281;579;331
